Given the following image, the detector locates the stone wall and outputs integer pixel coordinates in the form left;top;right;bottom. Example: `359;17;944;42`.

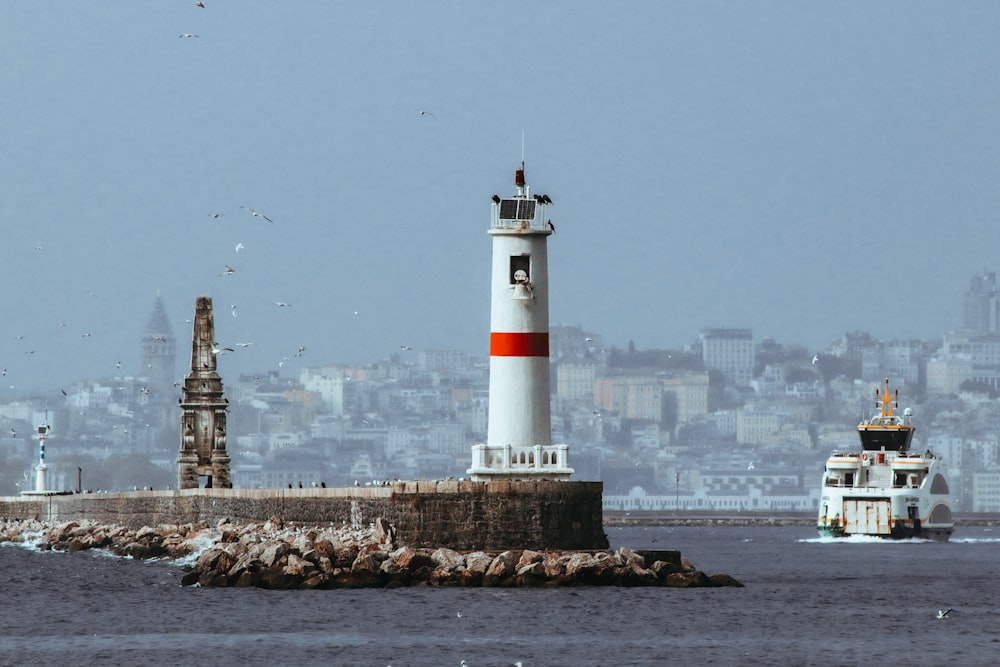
0;480;608;551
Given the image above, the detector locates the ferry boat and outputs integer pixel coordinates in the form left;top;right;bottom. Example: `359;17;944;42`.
817;377;953;540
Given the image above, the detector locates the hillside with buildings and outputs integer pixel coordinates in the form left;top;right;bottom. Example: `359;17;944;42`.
5;271;1000;512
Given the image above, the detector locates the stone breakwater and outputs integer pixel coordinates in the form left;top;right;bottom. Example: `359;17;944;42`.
0;517;742;589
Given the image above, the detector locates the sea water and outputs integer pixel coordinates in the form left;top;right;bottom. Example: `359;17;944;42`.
2;525;998;667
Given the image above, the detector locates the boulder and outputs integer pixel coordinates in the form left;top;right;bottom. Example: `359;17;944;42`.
516;549;545;568
484;551;516;583
258;541;291;568
463;552;493;576
431;548;465;571
708;573;744;588
563;552;598;580
283;553;316;578
664;570;713;588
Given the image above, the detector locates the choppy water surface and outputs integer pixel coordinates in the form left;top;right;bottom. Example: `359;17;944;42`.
2;525;998;667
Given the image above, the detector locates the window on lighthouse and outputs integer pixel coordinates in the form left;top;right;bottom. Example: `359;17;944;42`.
509;255;530;284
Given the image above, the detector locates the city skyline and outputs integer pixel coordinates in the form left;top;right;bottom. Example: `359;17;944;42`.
4;4;1000;393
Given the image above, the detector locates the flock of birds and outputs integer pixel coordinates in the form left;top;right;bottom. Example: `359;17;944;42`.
1;0;489;403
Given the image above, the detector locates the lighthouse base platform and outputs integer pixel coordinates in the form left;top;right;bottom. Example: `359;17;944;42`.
0;480;608;551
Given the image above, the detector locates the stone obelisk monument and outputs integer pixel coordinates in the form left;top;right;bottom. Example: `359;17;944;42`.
176;295;231;489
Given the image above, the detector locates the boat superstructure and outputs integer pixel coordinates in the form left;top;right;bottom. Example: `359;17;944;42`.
818;377;953;540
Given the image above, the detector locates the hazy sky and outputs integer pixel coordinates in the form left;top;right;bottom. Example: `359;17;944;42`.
3;3;999;393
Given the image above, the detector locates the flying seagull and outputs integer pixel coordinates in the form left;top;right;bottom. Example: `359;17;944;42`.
812;354;819;365
235;242;245;253
241;205;274;222
220;265;236;276
179;33;199;38
274;301;292;307
937;608;953;619
416;109;435;118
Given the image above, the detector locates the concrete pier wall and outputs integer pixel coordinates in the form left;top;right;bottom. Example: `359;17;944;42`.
0;480;608;551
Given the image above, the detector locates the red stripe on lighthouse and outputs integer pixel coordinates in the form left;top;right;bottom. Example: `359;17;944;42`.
490;332;549;357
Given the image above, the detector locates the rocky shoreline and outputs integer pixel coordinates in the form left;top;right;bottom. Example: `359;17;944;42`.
0;516;742;589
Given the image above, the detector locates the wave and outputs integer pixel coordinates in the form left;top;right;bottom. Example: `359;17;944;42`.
798;535;932;544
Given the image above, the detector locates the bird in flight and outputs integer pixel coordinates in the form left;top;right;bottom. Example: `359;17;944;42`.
179;33;199;38
235;242;245;253
220;265;236;276
236;342;254;348
400;345;412;351
241;205;274;222
212;345;235;355
416;109;436;118
936;608;953;619
196;1;206;7
208;212;223;219
274;301;292;307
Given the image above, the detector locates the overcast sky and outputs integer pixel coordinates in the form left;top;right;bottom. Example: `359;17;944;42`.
3;2;999;393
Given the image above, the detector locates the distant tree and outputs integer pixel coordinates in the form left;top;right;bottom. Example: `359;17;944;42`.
786;367;820;384
959;379;999;398
660;391;678;433
754;341;811;376
812;354;842;385
607;347;703;371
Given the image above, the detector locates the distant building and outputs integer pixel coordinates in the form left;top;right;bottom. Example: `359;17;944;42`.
418;349;471;372
698;328;754;386
139;293;177;401
299;368;346;414
661;372;710;425
963;270;998;335
594;374;663;421
556;362;600;401
927;332;1000;393
972;471;1000;512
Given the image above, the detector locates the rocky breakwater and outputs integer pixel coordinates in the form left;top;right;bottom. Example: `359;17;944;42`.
0;517;742;589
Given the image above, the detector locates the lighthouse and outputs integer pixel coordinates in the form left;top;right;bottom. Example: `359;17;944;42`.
20;423;52;496
469;165;573;481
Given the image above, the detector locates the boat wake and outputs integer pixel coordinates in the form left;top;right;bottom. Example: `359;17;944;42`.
799;535;932;544
949;536;1000;544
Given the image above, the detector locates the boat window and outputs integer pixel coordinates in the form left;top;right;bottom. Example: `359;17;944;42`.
930;474;950;494
844;472;854;487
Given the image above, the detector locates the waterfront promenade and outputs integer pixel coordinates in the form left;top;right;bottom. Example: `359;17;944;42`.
603;510;1000;527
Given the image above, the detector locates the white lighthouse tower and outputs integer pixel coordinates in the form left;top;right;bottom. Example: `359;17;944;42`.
21;423;53;496
469;165;573;481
